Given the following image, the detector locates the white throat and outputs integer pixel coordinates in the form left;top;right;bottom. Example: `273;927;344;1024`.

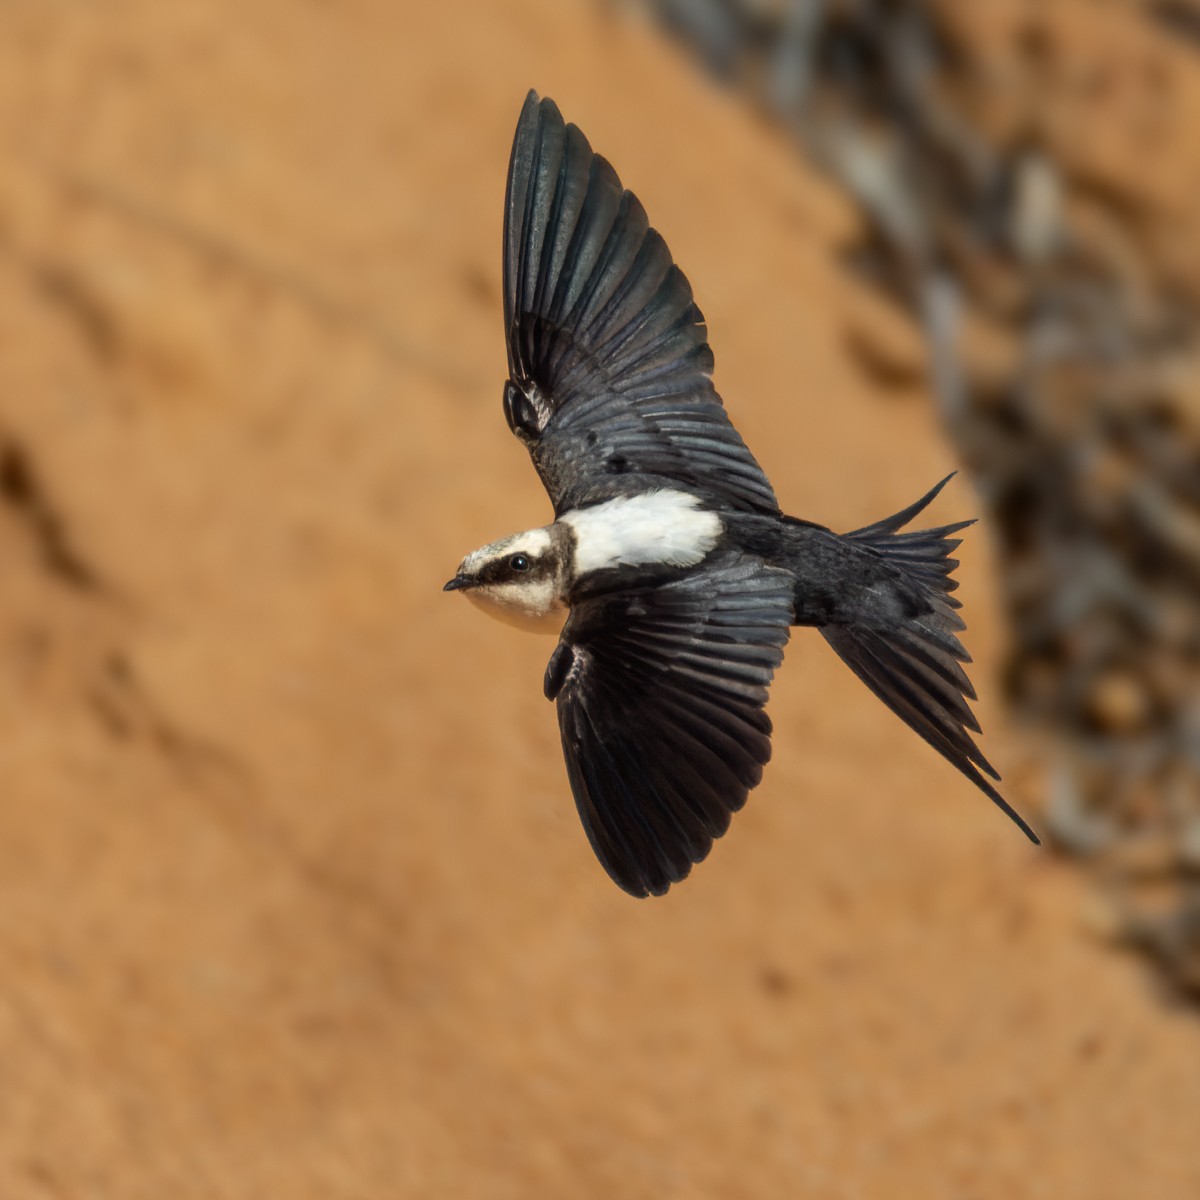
560;490;722;577
465;589;565;634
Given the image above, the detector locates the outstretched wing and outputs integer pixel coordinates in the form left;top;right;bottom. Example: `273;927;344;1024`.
544;554;793;896
502;91;779;517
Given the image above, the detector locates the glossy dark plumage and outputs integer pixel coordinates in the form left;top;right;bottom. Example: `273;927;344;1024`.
545;553;793;897
485;90;1038;896
503;90;779;516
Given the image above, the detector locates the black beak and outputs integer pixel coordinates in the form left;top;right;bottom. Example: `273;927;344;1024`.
443;575;470;592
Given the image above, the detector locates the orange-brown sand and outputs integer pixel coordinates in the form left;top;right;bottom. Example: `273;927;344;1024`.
0;2;1197;1196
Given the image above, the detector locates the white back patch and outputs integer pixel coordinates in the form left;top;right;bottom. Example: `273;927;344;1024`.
560;491;722;576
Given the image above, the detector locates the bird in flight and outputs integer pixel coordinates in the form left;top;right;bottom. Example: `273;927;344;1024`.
444;90;1039;897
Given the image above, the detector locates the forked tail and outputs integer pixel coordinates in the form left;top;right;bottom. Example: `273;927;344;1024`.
819;475;1040;843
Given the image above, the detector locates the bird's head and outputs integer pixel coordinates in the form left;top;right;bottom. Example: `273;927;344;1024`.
443;525;567;630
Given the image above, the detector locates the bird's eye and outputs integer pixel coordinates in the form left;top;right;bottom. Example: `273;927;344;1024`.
509;554;530;572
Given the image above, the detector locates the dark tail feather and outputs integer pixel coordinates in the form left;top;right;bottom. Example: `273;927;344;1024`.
845;472;960;539
822;476;1040;845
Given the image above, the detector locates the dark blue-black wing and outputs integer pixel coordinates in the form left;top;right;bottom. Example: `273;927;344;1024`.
544;555;793;896
502;91;779;517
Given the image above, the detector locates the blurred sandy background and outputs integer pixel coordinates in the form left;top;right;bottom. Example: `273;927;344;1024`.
0;1;1198;1196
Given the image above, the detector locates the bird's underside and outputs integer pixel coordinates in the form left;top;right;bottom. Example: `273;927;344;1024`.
447;89;1039;897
